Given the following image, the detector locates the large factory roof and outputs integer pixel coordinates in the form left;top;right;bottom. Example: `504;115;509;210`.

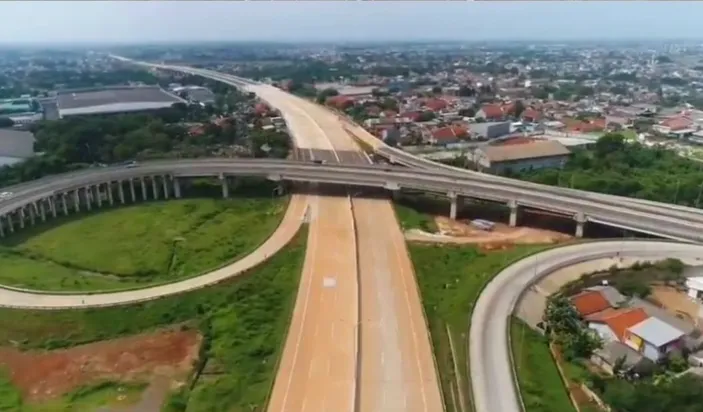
56;86;187;118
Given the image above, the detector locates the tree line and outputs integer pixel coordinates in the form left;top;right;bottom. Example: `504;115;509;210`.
516;133;703;207
0;104;290;189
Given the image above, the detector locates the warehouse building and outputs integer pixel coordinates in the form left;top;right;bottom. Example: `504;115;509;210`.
0;128;36;166
56;86;187;118
0;97;44;126
473;140;571;174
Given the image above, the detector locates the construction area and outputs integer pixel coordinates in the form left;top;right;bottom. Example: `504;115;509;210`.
405;215;572;249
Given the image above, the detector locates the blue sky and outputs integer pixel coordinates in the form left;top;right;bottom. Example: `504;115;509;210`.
2;1;703;44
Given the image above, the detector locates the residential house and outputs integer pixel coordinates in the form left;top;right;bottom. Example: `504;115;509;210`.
476;104;507;121
521;108;541;123
624;317;686;362
586;308;649;344
473;140;570;174
653;116;696;138
428;125;468;146
571;289;612;317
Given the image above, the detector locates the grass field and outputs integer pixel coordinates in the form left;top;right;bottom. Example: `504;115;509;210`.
409;242;549;412
0;227;307;411
0;197;286;291
510;317;577;412
394;204;438;233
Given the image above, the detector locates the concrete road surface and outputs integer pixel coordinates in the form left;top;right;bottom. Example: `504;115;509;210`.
354;196;443;412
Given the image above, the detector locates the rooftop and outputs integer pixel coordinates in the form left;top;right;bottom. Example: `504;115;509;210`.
628;316;685;348
570;290;611;317
586;308;649;342
482;140;570;163
56;86;186;117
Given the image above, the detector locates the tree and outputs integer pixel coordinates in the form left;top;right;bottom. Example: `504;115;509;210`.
316;88;338;105
0;117;13;128
513;100;526;118
594;133;626;158
431;86;442;94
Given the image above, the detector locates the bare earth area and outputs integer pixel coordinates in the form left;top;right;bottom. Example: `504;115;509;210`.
405;216;571;250
0;327;201;404
650;285;700;323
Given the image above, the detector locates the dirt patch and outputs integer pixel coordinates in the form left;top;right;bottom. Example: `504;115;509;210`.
650;285;700;323
406;217;571;250
0;327;201;403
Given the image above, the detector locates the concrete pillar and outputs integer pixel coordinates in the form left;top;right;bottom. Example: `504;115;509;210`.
19;208;25;229
7;213;14;233
129;179;136;202
29;205;36;226
84;186;92;211
49;197;57;218
39;201;46;222
508;200;518;227
140;177;148;201
448;191;461;220
0;216;4;238
95;185;102;208
151;176;159;200
391;189;400;201
173;177;182;199
107;182;114;206
221;175;229;198
162;175;169;200
73;190;80;213
575;212;586;238
118;182;125;204
62;194;69;216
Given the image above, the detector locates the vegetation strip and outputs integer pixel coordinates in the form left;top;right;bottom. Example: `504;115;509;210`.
0;227;307;411
510;317;577;412
408;240;549;412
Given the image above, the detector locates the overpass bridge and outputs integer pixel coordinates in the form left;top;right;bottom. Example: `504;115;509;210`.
0;158;702;244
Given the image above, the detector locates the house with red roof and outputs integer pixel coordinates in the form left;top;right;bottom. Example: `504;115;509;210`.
425;98;449;112
570;290;611;317
653;115;695;137
476;104;506;121
428;125;468;145
521;108;542;123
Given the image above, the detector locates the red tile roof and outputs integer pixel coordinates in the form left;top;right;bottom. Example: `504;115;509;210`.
586;308;649;342
661;116;693;131
522;108;541;121
425;98;448;112
431;125;468;142
481;104;505;119
570;290;611;316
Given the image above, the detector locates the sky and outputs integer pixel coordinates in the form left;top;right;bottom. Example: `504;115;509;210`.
3;1;703;44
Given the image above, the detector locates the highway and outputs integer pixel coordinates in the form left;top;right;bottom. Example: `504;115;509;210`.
0;56;694;412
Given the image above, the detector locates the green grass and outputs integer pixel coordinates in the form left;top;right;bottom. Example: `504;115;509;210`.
23;381;146;412
0;227;307;411
394;204;438;233
0;197;286;291
511;317;577;412
0;375;146;412
409;243;549;412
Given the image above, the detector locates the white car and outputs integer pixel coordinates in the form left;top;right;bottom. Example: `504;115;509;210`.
0;191;13;199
